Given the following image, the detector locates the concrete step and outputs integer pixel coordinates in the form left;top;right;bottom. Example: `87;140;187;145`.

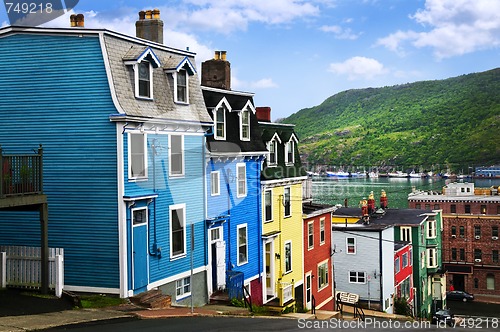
130;290;171;309
315;310;341;320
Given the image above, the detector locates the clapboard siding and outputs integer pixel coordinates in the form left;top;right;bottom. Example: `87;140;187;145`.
0;33;119;289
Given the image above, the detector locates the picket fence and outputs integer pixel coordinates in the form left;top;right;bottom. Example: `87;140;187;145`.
0;246;64;297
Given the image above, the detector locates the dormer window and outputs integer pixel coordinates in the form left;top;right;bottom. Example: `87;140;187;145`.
165;56;196;105
285;134;298;165
267;133;281;167
213;97;231;140
123;46;161;100
176;69;187;103
240;109;250;141
138;61;152;98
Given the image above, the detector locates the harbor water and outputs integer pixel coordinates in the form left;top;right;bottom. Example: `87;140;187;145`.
311;177;500;209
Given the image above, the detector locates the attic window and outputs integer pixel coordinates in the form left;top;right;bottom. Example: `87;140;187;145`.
240;109;250;141
176;69;187;103
268;140;277;166
285;134;298;165
165;57;196;105
123;47;161;100
138;61;152;98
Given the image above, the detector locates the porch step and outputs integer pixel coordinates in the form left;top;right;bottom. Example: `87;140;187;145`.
315;310;341;320
130;290;171;309
209;291;231;305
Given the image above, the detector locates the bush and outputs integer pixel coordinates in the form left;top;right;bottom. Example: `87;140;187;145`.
394;297;412;316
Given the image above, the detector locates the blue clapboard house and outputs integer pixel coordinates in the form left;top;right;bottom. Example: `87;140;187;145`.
201;52;268;304
0;11;213;305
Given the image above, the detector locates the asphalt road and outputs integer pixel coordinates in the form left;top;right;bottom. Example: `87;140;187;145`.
447;300;500;318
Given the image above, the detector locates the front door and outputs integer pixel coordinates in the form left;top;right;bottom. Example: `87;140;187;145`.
305;273;312;310
210;227;225;293
132;208;148;292
265;240;275;300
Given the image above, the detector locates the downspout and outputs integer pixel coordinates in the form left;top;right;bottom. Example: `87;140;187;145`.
257;157;263;283
379;230;383;310
222;167;232;270
149;139;160;257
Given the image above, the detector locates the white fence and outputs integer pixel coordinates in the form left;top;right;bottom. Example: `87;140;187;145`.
0;246;64;297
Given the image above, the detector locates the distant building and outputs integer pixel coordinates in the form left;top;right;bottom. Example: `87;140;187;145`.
408;182;500;296
475;166;500;178
394;242;414;311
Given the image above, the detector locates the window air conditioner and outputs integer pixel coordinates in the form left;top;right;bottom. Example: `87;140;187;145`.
492;236;499;240
475;259;482;263
475;236;481;240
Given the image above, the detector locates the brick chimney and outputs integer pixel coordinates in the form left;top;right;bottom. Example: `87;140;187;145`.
136;9;164;44
255;107;271;122
70;14;84;27
201;51;231;90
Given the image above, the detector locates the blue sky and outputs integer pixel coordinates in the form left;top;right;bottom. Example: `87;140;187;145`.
2;0;500;120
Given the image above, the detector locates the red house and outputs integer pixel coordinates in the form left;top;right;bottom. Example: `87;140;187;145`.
302;202;336;311
394;242;414;306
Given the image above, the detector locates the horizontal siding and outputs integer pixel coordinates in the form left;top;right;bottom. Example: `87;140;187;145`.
0;33;119;289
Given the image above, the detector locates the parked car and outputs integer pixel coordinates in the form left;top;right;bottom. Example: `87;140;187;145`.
446;290;474;302
432;308;455;326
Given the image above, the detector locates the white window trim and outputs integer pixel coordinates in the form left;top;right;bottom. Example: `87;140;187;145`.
402;252;408;268
170;203;187;260
346;237;356;255
132;207;148;226
169;135;185;178
395;257;400;273
236;163;247;198
427;248;437;268
237;224;248;266
214;106;227;140
128;132;148;181
427;219;437;239
284;240;292;274
285;135;298;166
175;276;191;300
174;69;189;104
210;171;220;196
317;259;329;291
239;109;251;141
401;226;412;243
319;218;326;245
307;221;314;250
283;186;291;218
267;132;281;167
264;189;273;223
134;61;154;100
348;271;366;284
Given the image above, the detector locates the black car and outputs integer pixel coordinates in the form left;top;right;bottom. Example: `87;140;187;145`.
432;309;455;326
446;290;474;302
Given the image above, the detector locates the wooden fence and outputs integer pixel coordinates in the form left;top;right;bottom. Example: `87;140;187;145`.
0;246;64;297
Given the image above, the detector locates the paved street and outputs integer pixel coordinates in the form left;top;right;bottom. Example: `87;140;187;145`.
447;300;500;318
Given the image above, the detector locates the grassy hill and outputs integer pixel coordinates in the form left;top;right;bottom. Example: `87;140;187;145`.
282;68;500;172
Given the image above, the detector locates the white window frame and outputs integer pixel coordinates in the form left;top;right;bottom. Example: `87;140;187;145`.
267;133;281;167
402;252;408;268
346;237;356;254
400;227;412;243
169;135;184;177
349;271;366;284
264;189;273;222
427;219;437;239
237;163;247;198
128;132;148;180
174;69;189;104
307;221;314;250
132;207;148;226
427;248;437;268
284;186;291;217
317;260;329;291
240;109;251;141
170;203;186;260
176;276;191;300
210;171;220;196
214;105;227;140
320;218;325;245
421;251;426;268
395;257;400;273
237;224;248;266
284;241;292;274
284;139;295;165
135;61;154;99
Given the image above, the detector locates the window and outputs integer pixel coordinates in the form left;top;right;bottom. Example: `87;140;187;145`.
240;110;250;140
285;140;294;165
474;278;479;288
395;257;400;273
415;203;421;209
409;249;413;266
487;274;495;290
451;226;456;236
211;227;221;241
420;224;425;243
425;204;430;210
474;249;482;261
402;253;408;268
320;218;325;245
460;226;465;238
421;251;425;268
493;226;499;237
176;276;191;299
129;133;147;179
210;171;220;196
497;205;500;215
460;248;465;261
451;248;457;260
346;237;356;254
264;190;272;222
450;204;456;213
434;204;440;210
176;69;188;103
474;225;481;238
170;204;186;258
137;61;152;98
493;250;499;263
169;135;184;176
317;261;329;290
284;187;291;217
307;221;314;249
481;205;486;214
132;208;147;226
427;218;437;238
237;224;248;265
268;140;278;166
214;106;226;140
237;163;246;198
465;205;471;213
401;227;411;242
427;248;437;268
284;241;292;273
349;271;366;284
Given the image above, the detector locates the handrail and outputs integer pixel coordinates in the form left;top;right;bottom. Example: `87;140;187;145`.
1;145;43;198
354;304;365;321
242;284;253;313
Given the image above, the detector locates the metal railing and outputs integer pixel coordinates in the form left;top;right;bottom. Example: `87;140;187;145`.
0;145;43;198
242;284;253;313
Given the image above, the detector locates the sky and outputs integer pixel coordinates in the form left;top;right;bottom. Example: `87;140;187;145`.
1;0;500;121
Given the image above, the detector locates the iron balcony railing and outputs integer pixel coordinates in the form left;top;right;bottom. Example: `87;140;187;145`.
0;145;43;198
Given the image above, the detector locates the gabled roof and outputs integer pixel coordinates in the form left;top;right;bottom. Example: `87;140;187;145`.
123;46;161;68
163;56;196;75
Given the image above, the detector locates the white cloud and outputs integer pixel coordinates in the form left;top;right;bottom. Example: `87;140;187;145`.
250;78;279;89
377;0;500;59
232;76;278;90
328;56;386;80
320;25;361;40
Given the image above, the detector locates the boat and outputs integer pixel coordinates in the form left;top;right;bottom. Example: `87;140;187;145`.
326;171;350;178
368;171;379;178
409;171;425;178
388;171;408;178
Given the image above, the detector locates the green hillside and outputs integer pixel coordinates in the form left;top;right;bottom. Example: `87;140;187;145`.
282;68;500;172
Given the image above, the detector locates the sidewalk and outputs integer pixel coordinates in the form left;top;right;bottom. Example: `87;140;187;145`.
474;294;500;305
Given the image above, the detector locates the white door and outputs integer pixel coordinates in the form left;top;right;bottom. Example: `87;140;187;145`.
216;240;226;290
265;240;275;299
305;273;312;310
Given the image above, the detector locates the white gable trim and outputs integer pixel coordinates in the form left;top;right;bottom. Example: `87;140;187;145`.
124;47;161;68
215;97;232;112
269;132;282;144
